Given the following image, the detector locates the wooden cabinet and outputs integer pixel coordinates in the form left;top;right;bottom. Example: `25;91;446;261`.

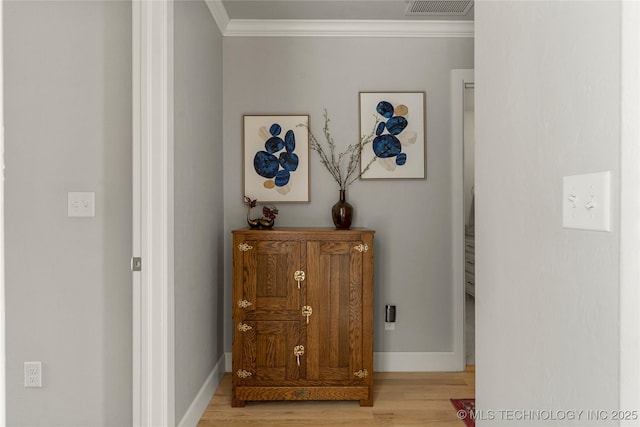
232;228;374;407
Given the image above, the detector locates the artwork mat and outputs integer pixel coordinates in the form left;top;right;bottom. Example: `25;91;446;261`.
243;114;310;203
359;91;426;179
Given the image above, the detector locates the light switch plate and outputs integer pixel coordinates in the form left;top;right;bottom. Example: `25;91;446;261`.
562;171;611;231
68;192;95;217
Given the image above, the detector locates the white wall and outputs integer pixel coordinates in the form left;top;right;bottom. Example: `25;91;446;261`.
223;36;473;361
476;1;622;424
174;0;224;424
4;1;132;425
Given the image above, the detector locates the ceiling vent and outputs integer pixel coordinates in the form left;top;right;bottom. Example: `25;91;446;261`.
405;0;474;16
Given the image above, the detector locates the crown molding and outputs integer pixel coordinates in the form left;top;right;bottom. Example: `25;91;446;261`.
205;0;229;34
224;19;474;38
204;1;474;37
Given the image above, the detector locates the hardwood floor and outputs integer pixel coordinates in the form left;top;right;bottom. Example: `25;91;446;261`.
198;366;475;426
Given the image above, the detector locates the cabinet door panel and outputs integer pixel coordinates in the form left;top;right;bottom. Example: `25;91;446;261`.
243;240;301;311
241;321;301;383
306;240;363;382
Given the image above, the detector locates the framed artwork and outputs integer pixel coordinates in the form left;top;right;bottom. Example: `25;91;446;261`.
243;114;310;202
359;91;426;179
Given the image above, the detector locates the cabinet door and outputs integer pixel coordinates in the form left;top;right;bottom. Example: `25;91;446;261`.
238;320;302;383
242;239;302;312
234;238;304;384
306;240;363;382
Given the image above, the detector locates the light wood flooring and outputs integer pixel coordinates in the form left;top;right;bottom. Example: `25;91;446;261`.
198;366;475;426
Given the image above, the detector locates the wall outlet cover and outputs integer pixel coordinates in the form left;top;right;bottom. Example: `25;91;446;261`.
24;361;42;388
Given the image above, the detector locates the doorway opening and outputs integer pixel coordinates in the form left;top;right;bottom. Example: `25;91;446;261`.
462;82;475;365
451;69;474;370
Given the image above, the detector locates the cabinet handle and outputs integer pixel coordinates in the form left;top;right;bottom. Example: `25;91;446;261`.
293;345;305;366
301;305;313;324
294;270;305;289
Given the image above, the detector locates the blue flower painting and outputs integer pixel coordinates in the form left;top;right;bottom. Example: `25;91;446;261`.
359;92;425;179
253;125;299;186
244;115;310;202
371;101;411;168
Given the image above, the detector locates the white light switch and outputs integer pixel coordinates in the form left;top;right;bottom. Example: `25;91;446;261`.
562;171;610;231
68;192;95;217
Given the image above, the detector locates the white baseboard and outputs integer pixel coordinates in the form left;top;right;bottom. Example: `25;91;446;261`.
225;351;232;372
374;352;464;372
223;351;464;373
177;353;226;427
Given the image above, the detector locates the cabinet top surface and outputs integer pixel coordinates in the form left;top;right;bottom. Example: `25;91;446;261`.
233;227;374;233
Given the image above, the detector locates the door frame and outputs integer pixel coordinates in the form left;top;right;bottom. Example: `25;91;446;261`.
0;0;6;424
620;0;640;417
132;1;175;426
451;69;474;370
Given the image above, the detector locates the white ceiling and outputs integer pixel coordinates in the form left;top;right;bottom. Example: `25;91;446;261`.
221;0;474;21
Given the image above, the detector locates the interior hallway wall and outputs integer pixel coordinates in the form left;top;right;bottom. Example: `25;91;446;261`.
476;1;622;422
4;1;132;425
174;0;225;424
174;1;226;425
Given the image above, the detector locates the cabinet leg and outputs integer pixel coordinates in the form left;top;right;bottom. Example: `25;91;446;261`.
231;398;246;407
359;397;374;407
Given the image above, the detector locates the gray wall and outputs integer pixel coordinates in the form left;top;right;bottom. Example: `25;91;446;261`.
223;37;474;354
174;0;224;424
4;1;132;426
475;0;621;422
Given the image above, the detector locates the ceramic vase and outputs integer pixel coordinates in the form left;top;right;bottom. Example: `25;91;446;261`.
331;190;353;229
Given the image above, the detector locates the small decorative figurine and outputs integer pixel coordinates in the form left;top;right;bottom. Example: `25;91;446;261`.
244;196;279;229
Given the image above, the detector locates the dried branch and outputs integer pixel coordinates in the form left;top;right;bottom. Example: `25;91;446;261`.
299;109;378;191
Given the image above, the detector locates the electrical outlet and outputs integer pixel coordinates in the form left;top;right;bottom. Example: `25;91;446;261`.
24;361;42;388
